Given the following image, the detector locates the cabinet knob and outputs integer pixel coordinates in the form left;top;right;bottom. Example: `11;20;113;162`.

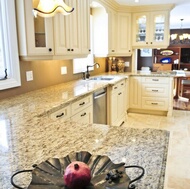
112;50;115;52
71;49;74;51
146;42;148;44
67;49;70;51
89;49;91;52
150;42;153;44
49;48;52;52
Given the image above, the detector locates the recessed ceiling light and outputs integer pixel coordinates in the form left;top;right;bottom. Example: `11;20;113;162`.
135;0;139;3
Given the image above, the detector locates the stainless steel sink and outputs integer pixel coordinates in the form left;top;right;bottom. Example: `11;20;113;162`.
89;76;114;81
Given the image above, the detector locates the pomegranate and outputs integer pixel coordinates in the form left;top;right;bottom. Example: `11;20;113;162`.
64;161;91;189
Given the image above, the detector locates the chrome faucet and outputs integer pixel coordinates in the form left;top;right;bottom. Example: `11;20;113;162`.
86;63;100;79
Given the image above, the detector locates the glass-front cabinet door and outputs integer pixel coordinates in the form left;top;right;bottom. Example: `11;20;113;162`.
150;11;169;47
132;11;169;48
134;14;148;44
16;0;54;58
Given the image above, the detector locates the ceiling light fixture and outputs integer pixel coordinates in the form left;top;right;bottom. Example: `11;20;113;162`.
170;19;190;44
33;0;74;18
135;0;139;3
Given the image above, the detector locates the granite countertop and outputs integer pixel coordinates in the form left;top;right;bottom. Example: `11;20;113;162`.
0;72;171;188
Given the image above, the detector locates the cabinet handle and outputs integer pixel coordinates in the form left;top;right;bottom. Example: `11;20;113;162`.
152;79;159;81
49;48;52;52
56;112;64;118
121;83;124;86
150;42;153;44
146;42;148;44
67;49;70;51
81;112;86;117
89;49;91;52
79;102;85;106
152;89;159;92
112;50;115;52
151;102;158;105
118;92;122;95
71;49;74;51
114;87;117;89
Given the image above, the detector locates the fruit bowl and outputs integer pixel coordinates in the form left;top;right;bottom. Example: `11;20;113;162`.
11;151;144;189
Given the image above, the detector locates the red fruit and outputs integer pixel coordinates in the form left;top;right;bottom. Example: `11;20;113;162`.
64;161;91;189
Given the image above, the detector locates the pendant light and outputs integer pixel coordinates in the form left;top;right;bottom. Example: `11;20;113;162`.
33;0;74;18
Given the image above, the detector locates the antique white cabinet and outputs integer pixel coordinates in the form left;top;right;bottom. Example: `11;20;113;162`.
116;13;132;56
108;79;126;126
16;0;90;60
16;0;54;59
107;11;132;56
132;11;170;49
129;76;173;116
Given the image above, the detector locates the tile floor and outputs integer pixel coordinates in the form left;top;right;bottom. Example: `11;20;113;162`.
122;110;190;189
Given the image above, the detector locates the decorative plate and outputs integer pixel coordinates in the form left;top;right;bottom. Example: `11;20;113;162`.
160;57;172;63
11;151;144;189
160;50;174;56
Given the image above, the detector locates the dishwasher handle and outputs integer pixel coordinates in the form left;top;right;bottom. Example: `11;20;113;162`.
94;92;106;99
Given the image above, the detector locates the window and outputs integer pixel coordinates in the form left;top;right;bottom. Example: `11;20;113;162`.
0;0;21;90
73;15;94;74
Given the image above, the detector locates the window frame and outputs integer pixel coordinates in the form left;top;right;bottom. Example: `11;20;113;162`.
0;0;21;90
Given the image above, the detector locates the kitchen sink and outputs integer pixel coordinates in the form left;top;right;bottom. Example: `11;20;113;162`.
89;76;114;81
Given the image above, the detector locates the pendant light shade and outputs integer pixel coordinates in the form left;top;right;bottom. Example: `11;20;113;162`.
33;0;74;18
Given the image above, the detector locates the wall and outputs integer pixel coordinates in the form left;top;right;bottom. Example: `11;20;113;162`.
0;57;107;100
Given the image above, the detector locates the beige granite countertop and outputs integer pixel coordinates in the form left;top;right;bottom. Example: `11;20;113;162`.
0;72;172;188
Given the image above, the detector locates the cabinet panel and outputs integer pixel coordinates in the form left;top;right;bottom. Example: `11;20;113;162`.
132;11;170;48
141;77;169;84
71;95;92;115
142;84;168;97
50;105;71;121
142;97;168;110
71;106;93;124
16;0;54;57
129;76;142;108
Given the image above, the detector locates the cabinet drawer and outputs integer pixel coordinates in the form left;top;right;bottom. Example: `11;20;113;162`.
50;105;71;121
71;106;93;124
142;97;168;110
142;84;168;97
141;77;169;84
111;80;126;92
71;94;92;115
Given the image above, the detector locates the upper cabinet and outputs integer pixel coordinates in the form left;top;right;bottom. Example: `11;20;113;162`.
16;0;90;60
16;0;54;58
132;11;170;49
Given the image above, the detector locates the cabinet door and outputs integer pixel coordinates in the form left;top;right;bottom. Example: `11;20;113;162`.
149;11;169;47
117;87;126;122
117;13;132;55
132;12;150;47
16;0;54;57
129;77;142;108
54;0;81;55
132;11;169;48
71;106;93;124
80;0;91;55
108;9;117;55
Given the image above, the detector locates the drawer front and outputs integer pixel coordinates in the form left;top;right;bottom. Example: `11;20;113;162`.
142;84;168;97
71;106;93;124
50;105;71;121
71;94;92;115
111;80;126;92
141;77;169;84
142;97;168;110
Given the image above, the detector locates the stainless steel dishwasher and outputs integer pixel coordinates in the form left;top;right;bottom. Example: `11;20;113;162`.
93;88;107;124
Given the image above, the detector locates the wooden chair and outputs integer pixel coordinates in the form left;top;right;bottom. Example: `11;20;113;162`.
181;79;190;98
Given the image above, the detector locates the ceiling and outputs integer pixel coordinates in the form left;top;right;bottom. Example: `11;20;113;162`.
115;0;190;29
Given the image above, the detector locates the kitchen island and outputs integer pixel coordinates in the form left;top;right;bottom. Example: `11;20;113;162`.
0;72;172;188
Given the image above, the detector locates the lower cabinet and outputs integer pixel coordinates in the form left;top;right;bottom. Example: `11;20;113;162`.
108;79;127;126
49;94;93;124
129;76;173;116
71;105;93;124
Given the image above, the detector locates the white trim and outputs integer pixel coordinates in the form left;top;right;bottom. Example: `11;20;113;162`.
0;0;21;90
